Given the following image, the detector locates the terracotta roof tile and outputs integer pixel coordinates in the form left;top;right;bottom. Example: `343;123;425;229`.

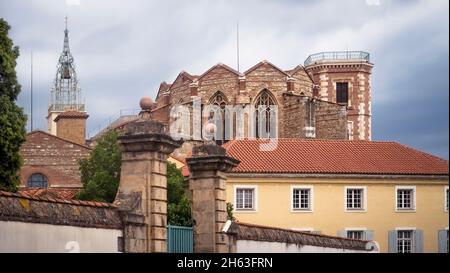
229;221;370;251
19;188;80;200
54;111;89;121
0;191;121;229
223;139;448;175
0;190;116;208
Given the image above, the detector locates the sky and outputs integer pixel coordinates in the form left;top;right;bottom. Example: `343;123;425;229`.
0;0;448;158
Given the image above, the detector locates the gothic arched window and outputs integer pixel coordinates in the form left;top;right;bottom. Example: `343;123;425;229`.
27;173;49;188
254;90;277;138
209;92;228;144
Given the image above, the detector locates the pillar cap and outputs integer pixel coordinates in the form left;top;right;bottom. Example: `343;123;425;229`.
187;143;240;173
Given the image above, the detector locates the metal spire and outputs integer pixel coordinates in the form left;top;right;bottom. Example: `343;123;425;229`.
49;17;83;113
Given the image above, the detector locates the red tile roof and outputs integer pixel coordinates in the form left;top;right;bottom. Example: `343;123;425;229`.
19;188;80;200
54;111;89;121
222;139;449;176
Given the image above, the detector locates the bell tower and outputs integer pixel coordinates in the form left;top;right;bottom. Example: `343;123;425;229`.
47;17;85;136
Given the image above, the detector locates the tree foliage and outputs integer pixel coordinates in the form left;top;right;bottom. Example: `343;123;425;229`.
167;162;192;226
226;202;235;221
77;130;193;227
0;18;27;192
77;130;121;203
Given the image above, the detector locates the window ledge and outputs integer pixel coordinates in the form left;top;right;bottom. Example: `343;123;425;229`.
395;209;416;213
291;209;314;213
345;209;367;213
234;209;258;214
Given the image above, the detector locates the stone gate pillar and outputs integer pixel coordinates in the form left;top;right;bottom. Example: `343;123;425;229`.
115;97;183;253
187;142;240;253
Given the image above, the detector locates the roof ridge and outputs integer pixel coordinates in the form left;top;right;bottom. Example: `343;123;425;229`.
0;190;116;208
394;142;449;162
224;139;448;175
27;130;92;150
243;60;290;77
235;221;369;242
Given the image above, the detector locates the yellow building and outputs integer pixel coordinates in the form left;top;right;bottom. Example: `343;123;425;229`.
222;139;449;253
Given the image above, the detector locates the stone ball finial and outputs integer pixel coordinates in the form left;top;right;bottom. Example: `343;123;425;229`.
205;123;217;135
139;96;153;110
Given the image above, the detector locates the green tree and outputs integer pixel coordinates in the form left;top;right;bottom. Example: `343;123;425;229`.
76;130;192;224
77;130;121;203
0;18;27;192
167;162;192;226
226;202;235;221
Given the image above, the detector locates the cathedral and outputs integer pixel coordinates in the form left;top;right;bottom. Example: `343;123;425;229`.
151;52;373;148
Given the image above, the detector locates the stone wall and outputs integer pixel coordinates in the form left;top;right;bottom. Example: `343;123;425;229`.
226;221;379;253
56;118;86;145
315;99;348;140
281;94;308;138
281;93;347;139
0;190;122;253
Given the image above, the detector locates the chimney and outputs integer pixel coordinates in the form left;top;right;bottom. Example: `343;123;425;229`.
54;111;89;145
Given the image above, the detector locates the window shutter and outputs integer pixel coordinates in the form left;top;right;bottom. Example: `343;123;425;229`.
388;230;397;253
414;230;424;253
438;230;448;253
337;230;347;238
365;230;374;241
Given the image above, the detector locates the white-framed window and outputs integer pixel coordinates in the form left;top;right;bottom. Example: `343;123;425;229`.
291;185;314;212
234;185;257;212
395;186;416;212
347;230;365;240
344;186;367;212
397;229;415;253
341;228;371;240
445;186;449;212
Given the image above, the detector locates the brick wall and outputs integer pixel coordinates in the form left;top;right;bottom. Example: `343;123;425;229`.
281;94;308;138
305;62;373;140
19;131;91;189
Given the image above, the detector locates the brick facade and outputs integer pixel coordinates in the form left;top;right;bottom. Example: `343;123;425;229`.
152;58;369;146
305;62;373;140
19;131;91;189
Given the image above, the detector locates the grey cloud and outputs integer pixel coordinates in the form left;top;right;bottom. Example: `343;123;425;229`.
1;0;448;158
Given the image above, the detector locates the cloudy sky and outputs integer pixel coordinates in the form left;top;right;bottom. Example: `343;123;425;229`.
1;0;448;158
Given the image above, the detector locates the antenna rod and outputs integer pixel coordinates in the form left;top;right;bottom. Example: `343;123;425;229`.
30;51;33;131
237;21;240;73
